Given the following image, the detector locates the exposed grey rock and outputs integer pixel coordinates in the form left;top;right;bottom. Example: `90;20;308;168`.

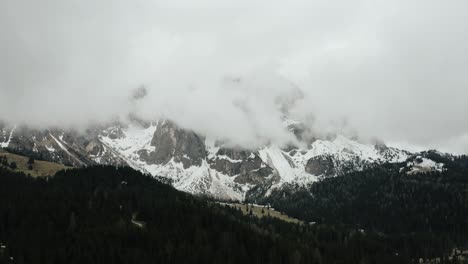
209;158;241;176
375;143;411;162
209;147;263;176
143;120;206;168
305;155;336;177
234;167;273;185
244;172;281;200
0;123;133;167
0;117;413;200
102;126;125;140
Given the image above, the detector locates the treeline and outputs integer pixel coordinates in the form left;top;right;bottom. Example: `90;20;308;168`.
253;155;468;262
0;166;449;264
0;156;15;170
3;148;44;164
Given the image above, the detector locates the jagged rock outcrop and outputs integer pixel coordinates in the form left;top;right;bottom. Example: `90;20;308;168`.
234;167;273;185
138;120;206;168
305;155;336;177
208;147;274;185
0;123;130;167
209;148;260;175
0;119;414;200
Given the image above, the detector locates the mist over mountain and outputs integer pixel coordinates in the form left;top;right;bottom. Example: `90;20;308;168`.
1;0;468;153
2;2;468;263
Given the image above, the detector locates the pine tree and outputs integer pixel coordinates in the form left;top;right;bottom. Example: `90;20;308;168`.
313;248;322;264
68;212;77;232
290;250;302;264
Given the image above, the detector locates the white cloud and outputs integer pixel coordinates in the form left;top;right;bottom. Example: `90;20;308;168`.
1;0;468;152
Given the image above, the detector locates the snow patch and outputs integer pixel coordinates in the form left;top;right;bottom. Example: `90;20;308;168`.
49;133;86;166
205;137;220;159
215;155;243;163
100;123;157;158
259;146;296;183
99;124;244;201
0;126;15;148
407;157;444;174
45;145;56;153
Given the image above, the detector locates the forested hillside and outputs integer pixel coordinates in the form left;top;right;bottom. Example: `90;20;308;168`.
0;162;467;263
254;155;468;262
0;166;414;264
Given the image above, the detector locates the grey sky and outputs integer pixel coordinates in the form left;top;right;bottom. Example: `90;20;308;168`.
1;0;468;153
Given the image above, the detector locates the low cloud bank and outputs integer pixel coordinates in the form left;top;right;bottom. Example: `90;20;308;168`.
1;0;468;153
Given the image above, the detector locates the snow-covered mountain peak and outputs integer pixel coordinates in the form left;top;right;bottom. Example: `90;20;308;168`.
306;135;408;163
0;119;414;201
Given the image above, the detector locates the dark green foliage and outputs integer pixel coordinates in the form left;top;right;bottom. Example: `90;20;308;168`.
254;156;468;262
4;148;44;163
0;166;408;264
0;162;467;263
8;162;16;170
0;156;8;167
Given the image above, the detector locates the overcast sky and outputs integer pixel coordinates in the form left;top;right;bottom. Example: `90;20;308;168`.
1;0;468;153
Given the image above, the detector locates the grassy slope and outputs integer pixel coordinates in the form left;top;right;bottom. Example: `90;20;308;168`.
0;149;71;177
228;203;303;224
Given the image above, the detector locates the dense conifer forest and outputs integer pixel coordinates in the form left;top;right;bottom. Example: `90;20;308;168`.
253;155;468;262
0;161;467;263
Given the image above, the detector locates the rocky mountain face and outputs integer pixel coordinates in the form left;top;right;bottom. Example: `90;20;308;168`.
0;122;128;168
1;76;455;201
1;118;429;201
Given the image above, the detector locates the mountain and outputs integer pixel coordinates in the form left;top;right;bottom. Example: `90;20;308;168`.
1;117;435;200
3;75;452;200
252;154;468;239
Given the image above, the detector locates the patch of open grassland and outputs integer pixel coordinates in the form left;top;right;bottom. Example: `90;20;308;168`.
227;203;303;224
0;149;71;177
